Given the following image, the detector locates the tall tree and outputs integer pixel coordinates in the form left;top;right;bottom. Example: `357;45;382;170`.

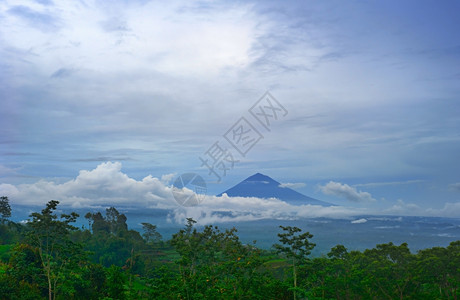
27;200;81;300
0;196;11;223
86;212;110;234
363;242;415;299
274;226;315;300
141;222;162;244
106;207;128;235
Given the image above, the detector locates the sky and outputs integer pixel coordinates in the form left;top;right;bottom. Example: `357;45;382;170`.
1;0;460;223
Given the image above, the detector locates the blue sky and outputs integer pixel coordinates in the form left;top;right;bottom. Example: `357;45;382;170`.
1;0;460;221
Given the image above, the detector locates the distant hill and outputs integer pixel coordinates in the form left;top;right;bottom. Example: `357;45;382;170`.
217;173;334;206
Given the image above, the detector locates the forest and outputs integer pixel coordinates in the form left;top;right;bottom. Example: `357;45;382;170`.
0;196;458;300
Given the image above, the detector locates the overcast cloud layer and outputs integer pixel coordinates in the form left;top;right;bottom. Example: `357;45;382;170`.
1;0;460;219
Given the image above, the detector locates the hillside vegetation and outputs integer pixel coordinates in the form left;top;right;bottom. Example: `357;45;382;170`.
0;197;458;299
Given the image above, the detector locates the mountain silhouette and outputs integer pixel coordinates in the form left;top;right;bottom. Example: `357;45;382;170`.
217;173;333;206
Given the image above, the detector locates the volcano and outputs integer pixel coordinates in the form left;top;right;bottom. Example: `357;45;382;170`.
217;173;333;206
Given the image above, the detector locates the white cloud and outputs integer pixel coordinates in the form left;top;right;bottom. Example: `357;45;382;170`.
0;0;260;78
449;183;460;192
0;183;19;197
1;161;458;224
161;173;176;185
351;218;367;224
425;202;460;218
383;199;423;216
0;164;19;177
383;199;460;218
168;193;363;225
0;162;176;208
319;181;377;203
0;162;362;223
279;182;306;189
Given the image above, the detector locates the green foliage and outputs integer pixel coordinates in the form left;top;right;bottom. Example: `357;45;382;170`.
141;222;162;245
106;265;127;299
85;207;128;236
73;263;108;299
0;196;11;222
0;203;459;299
170;218;281;299
275;226;316;261
27;200;84;300
416;241;460;299
274;226;315;300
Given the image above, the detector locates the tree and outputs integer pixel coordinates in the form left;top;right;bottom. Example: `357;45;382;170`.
106;265;127;299
0;196;11;223
416;241;460;299
7;243;45;298
105;207;128;235
141;223;162;244
328;244;348;260
27;200;82;300
86;212;110;234
362;242;415;299
274;226;315;300
170;218;271;299
84;212;93;231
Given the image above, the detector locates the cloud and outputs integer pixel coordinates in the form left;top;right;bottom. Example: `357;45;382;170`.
50;68;75;78
383;199;423;215
425;202;460;219
1;161;458;224
2;0;260;77
7;5;60;32
0;162;176;209
0;162;362;224
384;199;460;218
160;173;176;185
0;164;18;177
449;183;460;192
319;181;377;203
353;180;425;188
168;193;363;225
70;156;133;162
279;182;306;189
99;17;130;32
351;218;367;224
35;0;54;6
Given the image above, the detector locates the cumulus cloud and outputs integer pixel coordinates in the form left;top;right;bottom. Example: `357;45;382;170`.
279;182;306;189
319;181;377;203
0;162;364;224
425;202;460;219
0;162;176;209
168;194;363;225
383;199;460;218
2;162;456;225
160;173;176;185
383;199;423;216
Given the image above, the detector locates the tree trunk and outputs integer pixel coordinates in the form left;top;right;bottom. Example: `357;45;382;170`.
293;258;297;300
47;269;52;300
